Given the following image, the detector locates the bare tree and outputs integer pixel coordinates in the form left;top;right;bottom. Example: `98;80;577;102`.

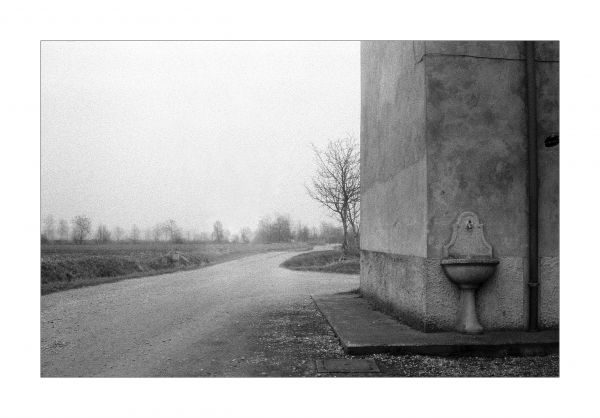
254;214;292;243
320;222;345;244
273;214;292;242
42;215;56;242
212;221;225;243
311;226;319;241
348;192;360;248
58;219;69;241
163;219;182;242
130;224;141;243
306;135;360;254
152;223;163;241
240;227;252;244
113;226;125;242
254;216;272;243
71;215;92;243
295;222;310;242
95;224;112;243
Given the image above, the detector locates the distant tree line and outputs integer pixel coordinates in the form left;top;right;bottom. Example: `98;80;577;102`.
254;214;293;243
252;214;344;245
41;214;343;246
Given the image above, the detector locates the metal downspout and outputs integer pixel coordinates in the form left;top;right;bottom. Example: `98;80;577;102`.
526;41;539;332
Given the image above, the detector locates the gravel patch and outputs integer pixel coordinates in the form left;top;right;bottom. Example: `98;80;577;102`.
247;301;559;377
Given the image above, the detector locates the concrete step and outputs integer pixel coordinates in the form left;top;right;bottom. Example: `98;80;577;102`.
312;292;558;356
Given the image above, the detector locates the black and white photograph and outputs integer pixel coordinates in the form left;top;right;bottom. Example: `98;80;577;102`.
3;2;599;417
39;39;560;379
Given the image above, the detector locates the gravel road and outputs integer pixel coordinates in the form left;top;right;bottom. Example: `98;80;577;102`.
41;249;358;377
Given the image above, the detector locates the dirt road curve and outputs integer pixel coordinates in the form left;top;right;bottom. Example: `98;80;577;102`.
41;249;358;377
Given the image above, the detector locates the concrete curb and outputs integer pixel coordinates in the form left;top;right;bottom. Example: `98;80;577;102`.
312;292;558;356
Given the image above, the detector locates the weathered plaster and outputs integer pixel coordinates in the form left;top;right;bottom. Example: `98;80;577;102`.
535;45;559;329
535;41;559;62
361;41;428;257
537;57;559;257
424;257;526;331
362;252;527;332
361;41;426;191
424;41;558;62
425;54;528;259
360;250;426;330
424;41;525;60
361;160;427;256
539;256;559;328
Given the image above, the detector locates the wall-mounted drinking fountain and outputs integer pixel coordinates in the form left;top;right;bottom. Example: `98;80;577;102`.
440;212;499;334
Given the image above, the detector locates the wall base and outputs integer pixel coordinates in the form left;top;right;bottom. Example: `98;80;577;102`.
360;249;543;332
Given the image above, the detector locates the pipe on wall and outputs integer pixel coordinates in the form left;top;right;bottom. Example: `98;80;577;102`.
525;41;539;332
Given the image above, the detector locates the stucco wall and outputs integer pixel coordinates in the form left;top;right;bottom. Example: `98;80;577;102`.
360;41;428;257
424;50;529;259
360;41;559;332
422;42;529;330
424;41;524;60
423;257;527;331
536;42;559;328
360;41;429;325
361;250;426;330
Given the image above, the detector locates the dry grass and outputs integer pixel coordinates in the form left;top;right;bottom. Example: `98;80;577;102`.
280;250;360;274
41;241;311;294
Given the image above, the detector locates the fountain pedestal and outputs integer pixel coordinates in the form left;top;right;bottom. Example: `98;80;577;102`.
440;212;499;334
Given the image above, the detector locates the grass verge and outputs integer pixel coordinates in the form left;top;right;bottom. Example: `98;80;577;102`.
280;250;359;274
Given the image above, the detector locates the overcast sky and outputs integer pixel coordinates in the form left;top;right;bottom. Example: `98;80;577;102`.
41;41;360;236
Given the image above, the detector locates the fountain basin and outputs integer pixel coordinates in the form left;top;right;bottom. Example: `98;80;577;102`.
441;258;499;289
